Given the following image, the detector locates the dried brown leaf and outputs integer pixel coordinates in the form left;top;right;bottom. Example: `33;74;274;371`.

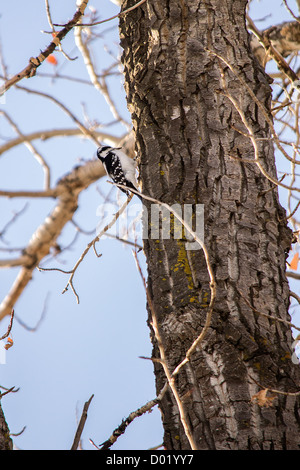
251;388;276;408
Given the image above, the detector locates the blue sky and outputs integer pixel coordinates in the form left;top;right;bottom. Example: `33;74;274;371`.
0;0;299;450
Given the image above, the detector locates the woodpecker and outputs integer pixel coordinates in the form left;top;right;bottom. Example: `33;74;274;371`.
97;145;141;200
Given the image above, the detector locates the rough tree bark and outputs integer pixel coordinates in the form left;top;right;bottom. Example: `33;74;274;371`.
120;0;300;450
0;401;12;450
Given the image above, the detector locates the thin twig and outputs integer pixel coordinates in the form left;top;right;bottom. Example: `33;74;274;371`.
74;22;131;129
58;0;147;28
208;48;300;168
290;290;300;305
112;182;216;289
0;111;51;189
71;394;94;450
14;294;49;332
0;386;16;399
287;271;300;280
10;426;26;437
105;233;143;251
0;309;14;341
15;85;100;147
98;376;169;450
115;182;217;374
218;85;300;193
99;396;159;450
0;385;19;393
0;128;119;156
113;183;217;360
0;203;28;242
250;375;300;398
133;249;198;450
44;0;78;61
38;195;133;303
238;289;300;332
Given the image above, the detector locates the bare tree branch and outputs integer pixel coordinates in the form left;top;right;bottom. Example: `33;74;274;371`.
74;23;131;129
249;19;300;66
290;290;300;305
98;396;159;450
238;289;300;332
0;128;120;156
209;48;300;171
287;271;300;280
15;85;100;147
61;0;147;28
0;189;58;198
44;0;78;62
38;194;133;304
0;111;51;189
14;294;49;332
0;203;28;242
0;0;90;97
247;15;299;86
0;309;14;341
0;160;106;320
71;394;94;450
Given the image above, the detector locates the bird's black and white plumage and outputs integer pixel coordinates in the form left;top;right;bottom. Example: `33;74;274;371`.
97;145;141;200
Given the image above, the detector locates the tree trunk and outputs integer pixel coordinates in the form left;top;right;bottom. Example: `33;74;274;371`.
119;0;300;450
0;401;12;450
